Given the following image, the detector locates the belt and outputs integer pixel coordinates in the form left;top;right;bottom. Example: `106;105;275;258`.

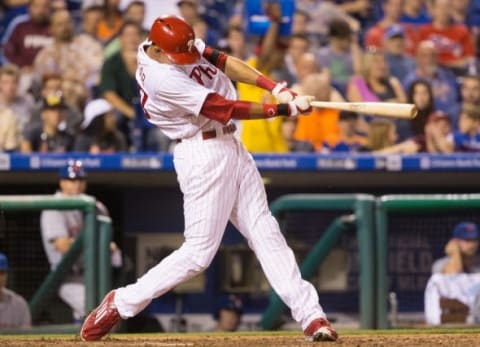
176;123;236;143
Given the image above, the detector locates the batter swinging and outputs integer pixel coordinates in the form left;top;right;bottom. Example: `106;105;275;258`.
81;15;337;342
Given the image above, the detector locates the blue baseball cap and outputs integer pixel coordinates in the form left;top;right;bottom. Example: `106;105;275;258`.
0;252;8;272
214;294;243;319
59;160;87;180
384;25;405;39
453;222;479;240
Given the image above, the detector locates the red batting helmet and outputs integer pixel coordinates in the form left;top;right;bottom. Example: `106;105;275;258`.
148;16;200;65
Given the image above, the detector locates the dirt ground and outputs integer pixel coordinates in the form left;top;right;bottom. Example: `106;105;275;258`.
1;334;479;347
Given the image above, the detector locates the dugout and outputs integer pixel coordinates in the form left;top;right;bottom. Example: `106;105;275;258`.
1;153;480;330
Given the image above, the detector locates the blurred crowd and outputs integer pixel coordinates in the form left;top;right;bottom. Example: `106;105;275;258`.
1;0;480;154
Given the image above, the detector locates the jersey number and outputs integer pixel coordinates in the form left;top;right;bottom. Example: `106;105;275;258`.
138;84;151;119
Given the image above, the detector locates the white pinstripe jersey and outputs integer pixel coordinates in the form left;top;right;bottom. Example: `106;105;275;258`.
135;39;237;140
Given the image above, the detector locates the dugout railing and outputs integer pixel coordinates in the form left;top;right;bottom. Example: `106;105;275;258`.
375;194;480;329
0;195;113;323
260;194;376;330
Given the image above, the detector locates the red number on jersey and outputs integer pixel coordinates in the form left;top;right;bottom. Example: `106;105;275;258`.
137;84;151;119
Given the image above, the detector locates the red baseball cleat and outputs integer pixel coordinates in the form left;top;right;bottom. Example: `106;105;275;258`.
80;290;121;341
304;318;338;342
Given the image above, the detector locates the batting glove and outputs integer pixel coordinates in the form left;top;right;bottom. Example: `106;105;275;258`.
287;95;314;116
272;81;297;103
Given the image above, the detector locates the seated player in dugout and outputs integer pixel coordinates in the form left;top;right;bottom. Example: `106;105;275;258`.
432;222;480;274
0;252;32;330
213;294;243;332
40;160;122;322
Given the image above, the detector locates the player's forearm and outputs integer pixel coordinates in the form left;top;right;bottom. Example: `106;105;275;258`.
224;55;264;85
103;91;135;119
443;254;463;274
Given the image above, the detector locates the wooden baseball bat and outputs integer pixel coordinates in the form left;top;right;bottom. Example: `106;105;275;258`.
310;101;418;119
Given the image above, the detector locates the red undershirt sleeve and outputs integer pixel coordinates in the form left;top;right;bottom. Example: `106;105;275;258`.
200;93;288;123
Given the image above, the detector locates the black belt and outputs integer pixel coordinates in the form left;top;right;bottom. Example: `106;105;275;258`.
176;123;236;143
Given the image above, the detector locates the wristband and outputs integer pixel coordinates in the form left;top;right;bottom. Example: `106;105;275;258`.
256;75;277;91
277;104;290;116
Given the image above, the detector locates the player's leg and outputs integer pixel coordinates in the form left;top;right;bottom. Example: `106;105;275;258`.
81;139;237;340
116;140;238;316
229;140;336;341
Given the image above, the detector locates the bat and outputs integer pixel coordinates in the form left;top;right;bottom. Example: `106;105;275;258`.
310;101;418;119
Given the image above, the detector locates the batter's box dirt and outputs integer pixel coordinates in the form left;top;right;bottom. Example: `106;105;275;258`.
1;332;480;347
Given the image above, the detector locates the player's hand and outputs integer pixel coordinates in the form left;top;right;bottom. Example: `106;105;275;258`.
272;81;297;103
445;239;461;256
288;95;314;116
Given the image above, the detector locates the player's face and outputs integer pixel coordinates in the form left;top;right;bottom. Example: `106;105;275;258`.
60;179;86;196
458;239;479;256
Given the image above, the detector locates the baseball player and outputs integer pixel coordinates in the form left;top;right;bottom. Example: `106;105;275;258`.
425;222;480;325
81;16;337;342
41;160;121;322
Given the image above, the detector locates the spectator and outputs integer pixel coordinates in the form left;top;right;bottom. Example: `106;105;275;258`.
0;64;35;134
97;0;123;44
99;21;142;147
285;33;310;84
0;252;31;330
316;17;362;96
291;9;310;35
378;111;452;154
418;0;475;73
238;2;290;153
425;222;480;326
40;161;122;322
212;294;243;332
383;25;416;82
176;0;201;26
461;75;480;105
347;48;406;134
445;103;480;152
396;79;435;141
20;95;74;153
403;40;459;117
74;98;127;154
360;119;398;152
348;49;406;104
219;25;247;61
365;0;415;54
401;0;431;25
79;2;103;39
321;110;366;153
1;0;52;68
104;0;147;59
294;71;342;151
296;0;362;41
33;9;102;94
27;74;83;137
282;117;315;153
0;108;20;152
